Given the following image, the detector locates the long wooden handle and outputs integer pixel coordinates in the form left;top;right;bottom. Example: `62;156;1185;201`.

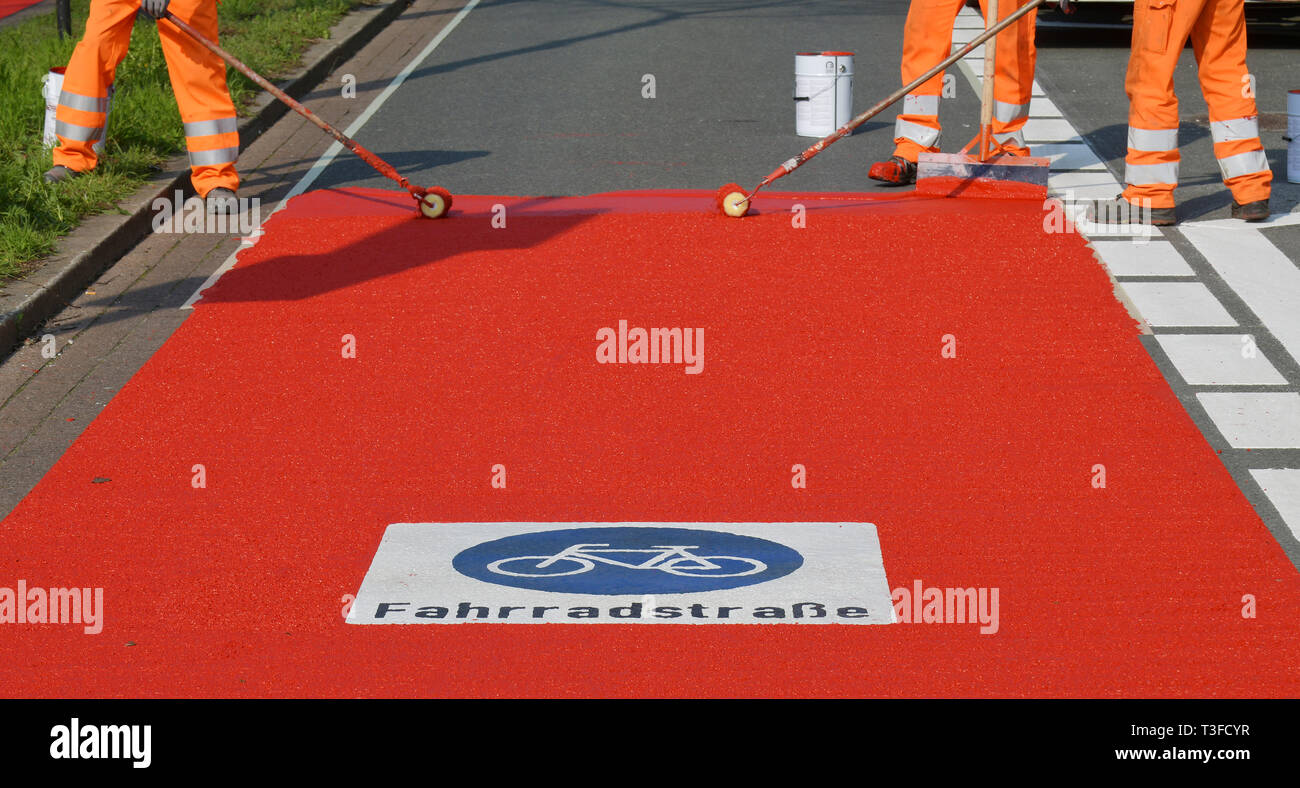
981;0;998;130
162;11;418;195
751;0;1047;193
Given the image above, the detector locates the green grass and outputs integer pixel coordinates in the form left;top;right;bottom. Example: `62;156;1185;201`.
0;0;365;279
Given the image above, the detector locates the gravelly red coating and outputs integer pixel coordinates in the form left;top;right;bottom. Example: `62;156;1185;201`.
0;0;42;20
1;187;1295;698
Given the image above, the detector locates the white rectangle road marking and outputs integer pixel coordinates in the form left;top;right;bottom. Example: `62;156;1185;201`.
348;522;896;625
1118;282;1237;327
1049;171;1122;200
1023;117;1083;143
1090;240;1193;277
1154;334;1287;386
1031;143;1104;171
1029;96;1062;117
1248;469;1300;543
1196;393;1300;449
1180;227;1300;371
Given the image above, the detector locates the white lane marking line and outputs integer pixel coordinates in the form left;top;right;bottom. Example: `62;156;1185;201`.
181;0;483;310
1117;282;1237;327
1197;393;1300;449
1180;226;1300;368
1248;469;1300;543
1154;334;1287;386
279;0;483;207
1090;240;1193;277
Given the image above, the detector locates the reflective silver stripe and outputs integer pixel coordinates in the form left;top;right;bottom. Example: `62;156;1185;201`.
58;89;109;114
993;130;1025;147
183;117;239;138
993;100;1029;125
895;117;940;148
902;93;940;117
55;119;103;142
1125;160;1179;185
187;146;240;167
1217;149;1270;180
1210;117;1260;144
1127;126;1178;151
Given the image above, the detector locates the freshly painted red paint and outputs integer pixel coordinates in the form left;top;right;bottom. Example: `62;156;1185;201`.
0;188;1294;698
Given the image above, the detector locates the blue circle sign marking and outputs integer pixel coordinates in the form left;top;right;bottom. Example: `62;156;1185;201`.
452;526;804;595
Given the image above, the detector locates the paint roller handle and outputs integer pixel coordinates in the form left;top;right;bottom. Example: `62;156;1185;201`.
978;0;998;159
751;0;1049;194
162;11;419;196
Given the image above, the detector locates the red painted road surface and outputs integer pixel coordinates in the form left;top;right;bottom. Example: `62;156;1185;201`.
1;188;1296;697
0;0;43;20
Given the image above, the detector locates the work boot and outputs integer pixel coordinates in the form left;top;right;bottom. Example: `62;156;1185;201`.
43;165;83;184
205;188;240;215
868;156;917;186
1088;195;1177;227
1231;198;1270;222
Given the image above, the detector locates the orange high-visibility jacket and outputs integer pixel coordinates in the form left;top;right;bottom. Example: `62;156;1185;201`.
892;0;1040;162
53;0;239;196
1123;0;1271;208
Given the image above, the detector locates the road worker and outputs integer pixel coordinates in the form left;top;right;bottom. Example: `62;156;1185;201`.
869;0;1045;185
1095;0;1271;224
44;0;241;214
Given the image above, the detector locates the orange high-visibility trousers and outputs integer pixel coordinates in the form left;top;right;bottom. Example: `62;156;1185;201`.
1123;0;1271;209
53;0;240;197
891;0;1039;162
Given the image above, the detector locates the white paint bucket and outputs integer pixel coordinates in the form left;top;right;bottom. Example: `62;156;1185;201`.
795;51;853;138
1289;89;1300;184
42;67;112;155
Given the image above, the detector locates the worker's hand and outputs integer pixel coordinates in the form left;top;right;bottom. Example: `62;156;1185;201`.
141;0;170;19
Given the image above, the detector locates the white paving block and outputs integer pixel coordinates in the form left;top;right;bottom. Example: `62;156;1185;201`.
1090;240;1194;277
1029;96;1062;117
1197;393;1300;449
1024;118;1082;142
1181;226;1300;376
1032;143;1105;171
1048;170;1122;200
1155;334;1287;385
1248;469;1300;542
1118;282;1236;327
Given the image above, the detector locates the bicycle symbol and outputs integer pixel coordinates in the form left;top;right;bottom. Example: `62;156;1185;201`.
486;543;768;578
